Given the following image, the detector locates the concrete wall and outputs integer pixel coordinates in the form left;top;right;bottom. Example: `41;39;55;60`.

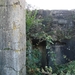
62;39;75;62
0;0;26;75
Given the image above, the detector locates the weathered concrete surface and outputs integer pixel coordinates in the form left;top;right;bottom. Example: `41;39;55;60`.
0;0;26;75
0;50;26;75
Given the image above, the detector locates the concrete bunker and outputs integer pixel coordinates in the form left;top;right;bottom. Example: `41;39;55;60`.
31;38;75;69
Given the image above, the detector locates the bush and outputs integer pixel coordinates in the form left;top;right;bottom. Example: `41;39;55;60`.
26;40;42;75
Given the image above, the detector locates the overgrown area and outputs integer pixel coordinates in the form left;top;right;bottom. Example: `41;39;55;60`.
26;4;75;75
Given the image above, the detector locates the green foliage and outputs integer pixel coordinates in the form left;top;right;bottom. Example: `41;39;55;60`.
26;9;37;33
26;5;75;75
26;4;43;75
26;40;42;75
26;6;53;75
55;61;75;75
37;61;75;75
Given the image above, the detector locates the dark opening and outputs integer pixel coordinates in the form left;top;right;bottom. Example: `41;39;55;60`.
32;38;46;47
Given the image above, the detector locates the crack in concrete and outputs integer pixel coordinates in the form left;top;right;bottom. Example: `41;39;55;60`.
5;66;18;72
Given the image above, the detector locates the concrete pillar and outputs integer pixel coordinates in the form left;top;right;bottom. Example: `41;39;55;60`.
0;0;26;75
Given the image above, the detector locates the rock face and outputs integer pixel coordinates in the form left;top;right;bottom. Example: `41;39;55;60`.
0;0;26;75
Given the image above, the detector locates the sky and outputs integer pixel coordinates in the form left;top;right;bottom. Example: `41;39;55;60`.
26;0;75;10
